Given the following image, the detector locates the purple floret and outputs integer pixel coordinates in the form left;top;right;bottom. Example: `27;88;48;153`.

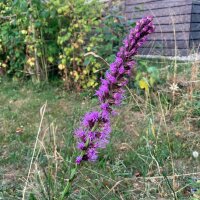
87;148;98;161
77;142;85;150
110;63;118;73
106;72;117;84
82;111;100;128
76;156;83;164
74;129;85;138
113;92;123;105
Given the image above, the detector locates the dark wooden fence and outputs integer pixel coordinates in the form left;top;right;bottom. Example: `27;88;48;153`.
190;1;200;50
125;0;200;56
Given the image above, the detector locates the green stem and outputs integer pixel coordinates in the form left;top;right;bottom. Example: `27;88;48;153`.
59;164;78;200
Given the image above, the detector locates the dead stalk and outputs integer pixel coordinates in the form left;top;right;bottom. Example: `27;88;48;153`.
22;102;47;200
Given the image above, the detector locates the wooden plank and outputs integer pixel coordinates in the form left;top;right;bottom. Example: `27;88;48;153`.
127;6;192;20
193;0;200;3
125;0;200;56
191;14;200;22
125;0;163;6
190;23;200;31
190;40;200;49
125;0;192;6
143;40;189;49
138;47;190;56
190;31;200;39
190;4;200;50
154;23;190;33
125;9;191;21
126;14;191;25
125;0;191;12
192;4;200;13
149;32;190;40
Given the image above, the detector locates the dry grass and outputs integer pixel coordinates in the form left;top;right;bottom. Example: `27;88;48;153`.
0;58;200;199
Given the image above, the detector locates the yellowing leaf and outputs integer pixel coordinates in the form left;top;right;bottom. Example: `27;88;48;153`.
74;24;79;28
93;82;98;87
73;43;79;49
58;64;65;70
27;57;35;67
83;69;87;75
139;79;149;92
74;71;79;82
77;38;84;44
21;30;27;35
150;77;155;86
151;125;156;137
2;63;7;68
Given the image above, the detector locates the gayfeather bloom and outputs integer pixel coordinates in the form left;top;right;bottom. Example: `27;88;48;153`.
75;16;155;164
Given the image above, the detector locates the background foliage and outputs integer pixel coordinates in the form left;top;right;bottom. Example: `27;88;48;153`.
0;0;127;89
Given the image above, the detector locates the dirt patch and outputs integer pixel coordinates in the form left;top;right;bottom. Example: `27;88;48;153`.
9;98;29;111
119;107;145;138
58;99;74;115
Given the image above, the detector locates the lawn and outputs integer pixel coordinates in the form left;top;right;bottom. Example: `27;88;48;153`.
0;59;200;199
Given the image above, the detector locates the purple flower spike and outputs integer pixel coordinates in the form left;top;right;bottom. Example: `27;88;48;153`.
75;16;155;164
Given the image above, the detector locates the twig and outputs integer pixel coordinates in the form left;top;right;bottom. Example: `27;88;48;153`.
0;12;27;20
126;172;200;180
84;51;110;67
162;172;178;200
100;180;123;199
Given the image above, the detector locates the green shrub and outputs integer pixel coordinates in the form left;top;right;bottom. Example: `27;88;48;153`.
0;0;126;89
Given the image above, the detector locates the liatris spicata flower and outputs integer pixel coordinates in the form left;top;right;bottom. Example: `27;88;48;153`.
75;16;155;164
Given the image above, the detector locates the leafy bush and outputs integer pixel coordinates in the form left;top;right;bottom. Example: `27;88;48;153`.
0;0;126;89
0;0;59;81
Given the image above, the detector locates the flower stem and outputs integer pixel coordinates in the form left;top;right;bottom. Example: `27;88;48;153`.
59;164;78;200
60;124;98;199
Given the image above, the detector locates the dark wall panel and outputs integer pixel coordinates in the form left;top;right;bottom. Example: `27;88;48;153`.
126;0;164;5
126;14;191;25
143;40;189;49
191;14;200;22
126;0;191;11
192;4;200;13
190;2;200;48
138;47;190;56
126;5;192;17
190;31;200;39
154;23;190;33
191;23;200;31
125;0;198;56
190;40;200;49
149;32;190;40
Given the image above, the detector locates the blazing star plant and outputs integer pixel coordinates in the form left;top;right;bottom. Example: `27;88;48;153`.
60;16;155;199
75;16;155;164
